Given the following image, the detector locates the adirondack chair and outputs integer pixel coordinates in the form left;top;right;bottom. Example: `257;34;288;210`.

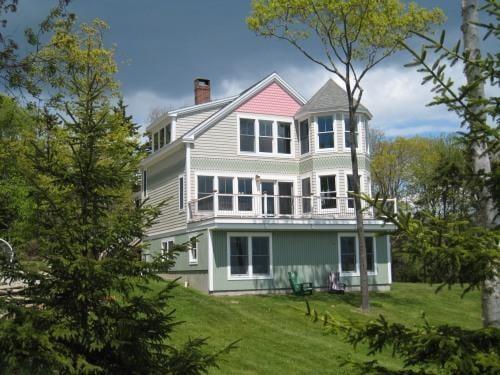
328;271;346;294
288;271;313;296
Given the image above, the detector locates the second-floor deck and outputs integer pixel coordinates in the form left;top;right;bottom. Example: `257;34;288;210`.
188;194;396;223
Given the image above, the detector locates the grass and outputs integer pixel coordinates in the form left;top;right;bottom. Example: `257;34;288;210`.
162;283;481;374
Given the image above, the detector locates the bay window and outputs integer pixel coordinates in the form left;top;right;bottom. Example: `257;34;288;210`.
317;116;334;149
238;178;253;211
320;175;337;209
300;119;309;154
301;177;311;214
344;115;359;149
347;174;355;209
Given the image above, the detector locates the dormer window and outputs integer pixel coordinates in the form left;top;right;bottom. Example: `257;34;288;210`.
151;123;172;153
153;132;159;151
317;116;334;149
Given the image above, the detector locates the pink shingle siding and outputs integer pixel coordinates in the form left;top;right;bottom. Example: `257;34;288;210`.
236;82;301;117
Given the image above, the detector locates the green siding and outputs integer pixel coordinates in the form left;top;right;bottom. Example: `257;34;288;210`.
212;230;390;292
147;229;209;271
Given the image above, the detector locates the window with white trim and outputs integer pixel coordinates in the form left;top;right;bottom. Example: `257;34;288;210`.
161;238;175;256
365;236;375;273
218;176;234;211
259;120;273;153
320;175;337;209
301;177;311;214
142;170;147;198
178;175;184;210
277;122;291;154
317;116;334;149
347;174;355;209
344;115;360;149
340;235;357;273
189;237;198;264
300;119;309;154
229;234;271;278
240;118;255;152
197;175;214;211
238;178;253;211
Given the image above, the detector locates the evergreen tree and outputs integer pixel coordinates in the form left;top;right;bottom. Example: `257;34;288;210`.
0;18;231;374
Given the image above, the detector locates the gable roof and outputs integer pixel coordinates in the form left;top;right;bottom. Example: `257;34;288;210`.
145;95;237;132
182;72;306;141
295;79;372;118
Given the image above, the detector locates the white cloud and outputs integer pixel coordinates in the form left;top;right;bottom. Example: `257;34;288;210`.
126;62;497;137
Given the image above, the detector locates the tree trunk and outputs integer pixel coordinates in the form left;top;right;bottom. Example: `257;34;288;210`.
461;0;499;328
345;81;369;312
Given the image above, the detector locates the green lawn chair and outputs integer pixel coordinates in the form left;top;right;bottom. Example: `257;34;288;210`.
288;271;313;296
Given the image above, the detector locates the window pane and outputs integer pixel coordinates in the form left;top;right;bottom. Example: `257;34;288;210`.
218;177;233;210
166;125;171;144
278;122;291;138
319;133;334;149
320;175;336;209
365;237;375;272
302;178;311;213
238;178;253;211
259;137;273;153
300;120;309;154
230;237;248;275
341;237;357;272
252;237;270;275
347;174;354;209
344;117;358;148
142;171;147;196
160;128;165;148
240;118;255;152
197;176;214;211
179;177;184;209
278;182;293;215
318;116;333;132
278;138;291;154
153;132;159;151
259;120;273;153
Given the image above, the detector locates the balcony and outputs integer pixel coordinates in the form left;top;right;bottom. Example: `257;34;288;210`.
188;194;396;223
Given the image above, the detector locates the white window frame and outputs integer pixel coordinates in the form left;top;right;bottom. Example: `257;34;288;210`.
277;121;292;155
338;233;377;276
236;113;295;158
227;232;273;280
314;114;336;153
300;173;313;215
142;169;148;199
189;236;198;265
345;172;364;211
316;171;340;213
342;113;362;152
160;237;175;256
298;118;311;156
178;174;185;211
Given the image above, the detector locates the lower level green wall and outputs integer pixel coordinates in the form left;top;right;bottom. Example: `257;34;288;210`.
212;230;390;292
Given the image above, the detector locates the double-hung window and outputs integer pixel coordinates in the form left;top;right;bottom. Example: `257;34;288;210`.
340;236;357;274
189;237;198;264
159;128;165;148
339;235;376;275
347;174;355;209
277;122;291;154
229;234;272;278
161;238;175;257
142;170;147;198
259;120;273;153
165;124;171;144
301;177;311;214
240;118;256;152
218;177;234;211
317;116;334;149
344;115;359;149
320;175;337;209
300;120;309;154
178;175;184;210
153;132;159;151
238;178;253;211
197;176;214;211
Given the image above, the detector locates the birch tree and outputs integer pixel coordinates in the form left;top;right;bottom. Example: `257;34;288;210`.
248;0;443;311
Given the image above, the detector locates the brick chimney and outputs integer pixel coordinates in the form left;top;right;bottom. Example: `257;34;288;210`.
194;78;211;105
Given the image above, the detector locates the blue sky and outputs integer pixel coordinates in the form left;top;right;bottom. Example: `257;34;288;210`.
8;1;495;136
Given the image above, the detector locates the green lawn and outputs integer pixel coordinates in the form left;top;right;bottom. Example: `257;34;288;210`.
163;283;481;374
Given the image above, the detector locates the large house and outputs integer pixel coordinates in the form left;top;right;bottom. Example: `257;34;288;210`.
140;73;394;294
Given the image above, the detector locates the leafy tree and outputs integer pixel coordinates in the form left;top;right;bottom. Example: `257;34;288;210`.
248;0;443;311
0;18;232;373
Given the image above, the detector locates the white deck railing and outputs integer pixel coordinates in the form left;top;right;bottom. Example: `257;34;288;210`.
188;193;396;222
